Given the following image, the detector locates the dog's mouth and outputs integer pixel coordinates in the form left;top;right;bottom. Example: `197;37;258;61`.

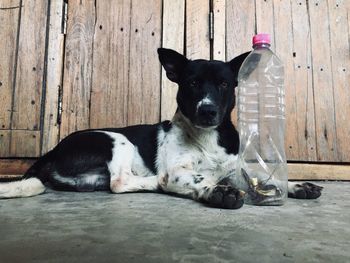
193;118;220;129
175;109;221;130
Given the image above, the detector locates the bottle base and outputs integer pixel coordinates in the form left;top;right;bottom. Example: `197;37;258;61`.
244;185;286;206
245;196;285;206
240;168;287;206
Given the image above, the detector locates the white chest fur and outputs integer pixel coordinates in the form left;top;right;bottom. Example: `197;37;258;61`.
156;116;237;183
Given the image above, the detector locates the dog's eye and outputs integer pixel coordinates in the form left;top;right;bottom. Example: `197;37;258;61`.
190;80;197;87
220;82;228;89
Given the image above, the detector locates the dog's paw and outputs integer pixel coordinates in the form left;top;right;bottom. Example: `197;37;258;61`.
288;182;323;199
206;185;245;209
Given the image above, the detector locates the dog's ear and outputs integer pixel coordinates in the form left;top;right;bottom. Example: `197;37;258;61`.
227;51;251;85
158;48;188;83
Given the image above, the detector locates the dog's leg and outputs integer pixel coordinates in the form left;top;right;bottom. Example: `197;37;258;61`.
110;174;158;193
158;166;244;209
107;134;158;193
109;165;158;194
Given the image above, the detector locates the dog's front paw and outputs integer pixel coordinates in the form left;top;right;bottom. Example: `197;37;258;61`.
288;182;323;199
206;185;245;209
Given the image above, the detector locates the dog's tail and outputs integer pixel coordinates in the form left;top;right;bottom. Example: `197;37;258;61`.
0;151;55;199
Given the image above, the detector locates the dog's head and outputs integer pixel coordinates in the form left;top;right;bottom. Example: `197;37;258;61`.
158;48;249;129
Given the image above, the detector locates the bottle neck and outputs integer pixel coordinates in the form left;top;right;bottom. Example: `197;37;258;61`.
253;43;271;49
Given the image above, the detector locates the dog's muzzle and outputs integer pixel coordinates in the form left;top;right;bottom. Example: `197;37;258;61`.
195;104;220;128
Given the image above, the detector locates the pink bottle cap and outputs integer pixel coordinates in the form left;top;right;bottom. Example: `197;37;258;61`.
253;33;271;45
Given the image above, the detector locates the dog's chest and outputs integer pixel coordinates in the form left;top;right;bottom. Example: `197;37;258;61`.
157;125;237;179
194;146;237;180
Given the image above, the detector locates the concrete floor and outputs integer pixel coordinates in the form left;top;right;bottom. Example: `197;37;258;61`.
0;182;349;263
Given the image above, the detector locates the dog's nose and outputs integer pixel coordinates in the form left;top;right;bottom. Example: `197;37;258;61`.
198;105;218;119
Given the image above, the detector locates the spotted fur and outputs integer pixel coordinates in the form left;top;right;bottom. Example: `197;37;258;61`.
0;48;322;208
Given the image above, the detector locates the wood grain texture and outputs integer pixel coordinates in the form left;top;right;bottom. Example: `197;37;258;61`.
12;0;48;130
0;0;347;164
41;0;65;154
0;0;20;131
226;1;255;56
328;0;350;161
288;163;350;180
10;130;40;157
226;1;255;127
186;0;210;59
1;158;349;181
308;0;337;161
127;0;162;125
60;0;95;138
273;0;300;160
0;130;11;157
90;0;131;128
290;0;317;161
255;0;275;47
213;0;225;61
160;0;185;121
0;0;20;157
0;159;35;176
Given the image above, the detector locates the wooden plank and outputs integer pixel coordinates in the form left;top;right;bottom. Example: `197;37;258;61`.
0;0;20;131
186;0;210;59
90;0;131;128
273;0;300;160
12;0;48;130
328;0;350;161
308;0;337;161
41;0;65;154
212;0;225;61
255;0;275;47
0;130;11;157
60;0;95;138
226;1;255;126
10;130;41;157
226;1;255;56
127;0;162;125
0;0;20;157
160;0;185;121
0;159;35;176
290;0;317;161
1;158;349;181
288;163;350;181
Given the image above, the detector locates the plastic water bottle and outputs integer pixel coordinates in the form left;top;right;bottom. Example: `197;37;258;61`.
236;33;287;205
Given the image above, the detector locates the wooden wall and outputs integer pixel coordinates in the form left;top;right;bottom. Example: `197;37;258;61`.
0;0;49;157
61;0;163;139
0;0;349;164
226;0;350;163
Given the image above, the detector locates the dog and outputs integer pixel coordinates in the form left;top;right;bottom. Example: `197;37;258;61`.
0;48;322;208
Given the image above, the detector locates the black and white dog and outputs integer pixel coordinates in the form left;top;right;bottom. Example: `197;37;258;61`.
0;48;322;208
